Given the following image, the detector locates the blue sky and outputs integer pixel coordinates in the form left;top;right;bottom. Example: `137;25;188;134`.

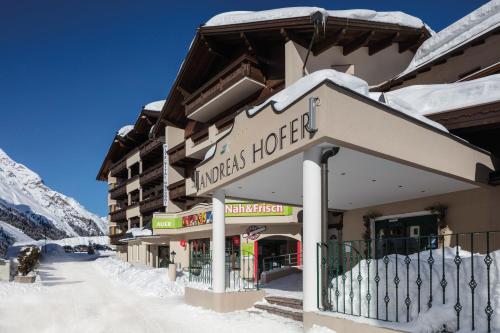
0;0;488;217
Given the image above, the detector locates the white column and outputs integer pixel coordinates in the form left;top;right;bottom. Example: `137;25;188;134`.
212;189;226;293
303;147;322;312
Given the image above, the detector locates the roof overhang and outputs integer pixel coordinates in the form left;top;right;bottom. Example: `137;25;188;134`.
194;81;495;210
154;15;431;136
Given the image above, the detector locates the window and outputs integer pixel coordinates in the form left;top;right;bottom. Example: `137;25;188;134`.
374;213;438;257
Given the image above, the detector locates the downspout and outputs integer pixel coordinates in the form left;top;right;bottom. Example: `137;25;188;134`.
320;146;340;310
302;11;326;76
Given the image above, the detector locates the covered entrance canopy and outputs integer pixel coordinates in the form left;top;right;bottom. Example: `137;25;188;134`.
195;71;493;206
193;70;496;310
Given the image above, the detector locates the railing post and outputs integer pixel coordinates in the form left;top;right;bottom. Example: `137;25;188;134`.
212;189;225;293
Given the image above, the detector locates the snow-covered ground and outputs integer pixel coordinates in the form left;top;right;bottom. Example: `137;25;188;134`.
94;257;187;297
261;271;304;300
0;252;319;333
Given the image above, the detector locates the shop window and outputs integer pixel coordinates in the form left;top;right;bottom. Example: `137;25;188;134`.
374;214;438;258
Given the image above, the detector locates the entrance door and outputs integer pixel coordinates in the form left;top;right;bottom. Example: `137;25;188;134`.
257;237;298;276
374;214;438;257
158;245;170;267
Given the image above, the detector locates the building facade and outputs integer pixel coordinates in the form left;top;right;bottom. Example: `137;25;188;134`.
98;4;500;332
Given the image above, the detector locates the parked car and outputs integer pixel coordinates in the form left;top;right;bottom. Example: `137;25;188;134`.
62;245;74;253
74;245;88;253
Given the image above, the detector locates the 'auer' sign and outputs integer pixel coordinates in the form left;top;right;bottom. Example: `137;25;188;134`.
196;111;312;192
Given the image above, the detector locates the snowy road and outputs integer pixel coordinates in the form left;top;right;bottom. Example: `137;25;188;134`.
0;254;302;333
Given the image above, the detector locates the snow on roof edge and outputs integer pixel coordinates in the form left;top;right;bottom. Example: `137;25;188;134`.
204;7;428;30
396;1;500;79
383;73;500;116
246;69;448;132
144;100;166;112
117;125;134;138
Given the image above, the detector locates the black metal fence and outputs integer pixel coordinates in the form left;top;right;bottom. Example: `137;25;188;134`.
188;250;258;290
317;231;499;332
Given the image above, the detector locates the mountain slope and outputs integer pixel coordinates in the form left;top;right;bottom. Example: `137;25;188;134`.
0;148;106;256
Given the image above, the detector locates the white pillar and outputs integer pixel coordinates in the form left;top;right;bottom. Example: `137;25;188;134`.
303;147;322;312
212;189;226;293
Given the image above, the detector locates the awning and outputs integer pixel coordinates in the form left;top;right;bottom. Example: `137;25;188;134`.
194;78;495;209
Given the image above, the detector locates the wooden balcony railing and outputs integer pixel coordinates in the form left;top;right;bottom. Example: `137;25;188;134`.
109;233;126;246
109;208;127;222
185;55;265;117
140;163;163;186
140;137;164;159
109;182;127;200
110;158;127;177
139;195;164;214
168;180;187;201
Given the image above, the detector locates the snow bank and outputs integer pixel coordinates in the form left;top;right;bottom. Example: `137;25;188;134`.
15;235;108;247
205;7;427;30
401;1;500;76
117;125;133;138
330;247;500;333
94;257;186;297
383;74;500;116
248;69;447;132
144;100;165;112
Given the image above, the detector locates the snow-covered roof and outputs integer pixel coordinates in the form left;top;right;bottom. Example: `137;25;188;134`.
143;100;165;112
382;74;500;116
247;69;447;132
205;7;428;30
117;125;133;138
398;1;500;77
126;228;153;238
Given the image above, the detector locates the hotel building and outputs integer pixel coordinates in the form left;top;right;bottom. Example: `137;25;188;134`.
98;3;500;332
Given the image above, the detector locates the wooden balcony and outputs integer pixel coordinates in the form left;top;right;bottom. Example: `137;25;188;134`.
109;208;127;223
140;137;164;159
168;180;195;202
109;233;126;246
185;55;265;122
140;163;163;187
110;158;127;177
109;182;127;200
168;142;202;167
139;195;164;214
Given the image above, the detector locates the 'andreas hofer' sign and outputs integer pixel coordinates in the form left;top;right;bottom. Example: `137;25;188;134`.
196;109;313;193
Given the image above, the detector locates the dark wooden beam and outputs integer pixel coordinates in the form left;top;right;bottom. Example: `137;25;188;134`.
200;34;226;59
368;32;399;56
398;33;424;53
313;28;346;55
176;86;191;99
343;31;375;56
280;28;310;49
240;32;254;53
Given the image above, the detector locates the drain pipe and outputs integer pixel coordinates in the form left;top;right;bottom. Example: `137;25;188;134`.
320;146;339;310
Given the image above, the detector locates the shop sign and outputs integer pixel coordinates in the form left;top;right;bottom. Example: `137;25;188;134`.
196;112;312;192
241;242;254;255
243;225;267;240
182;211;213;227
225;202;292;217
163;144;169;207
152;215;182;229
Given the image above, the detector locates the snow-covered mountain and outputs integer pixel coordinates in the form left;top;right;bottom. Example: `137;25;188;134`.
0;148;106;256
